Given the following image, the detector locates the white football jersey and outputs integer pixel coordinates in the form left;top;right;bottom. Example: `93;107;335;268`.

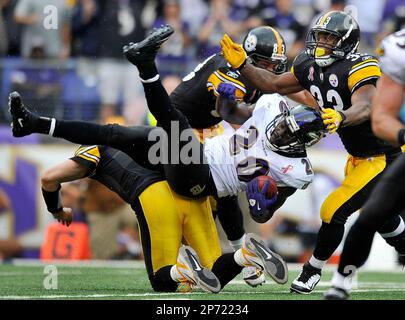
204;93;314;197
379;29;405;85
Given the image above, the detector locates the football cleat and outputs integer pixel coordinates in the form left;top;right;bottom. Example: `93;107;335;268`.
176;245;221;293
123;25;174;66
237;233;288;284
242;266;266;287
290;262;321;294
324;286;349;300
8;91;37;137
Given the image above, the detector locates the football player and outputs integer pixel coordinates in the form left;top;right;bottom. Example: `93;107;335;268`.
220;11;405;294
39;143;286;293
324;29;405;300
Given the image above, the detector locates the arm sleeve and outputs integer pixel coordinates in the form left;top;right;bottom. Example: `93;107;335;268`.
207;67;247;100
347;56;381;93
70;145;100;174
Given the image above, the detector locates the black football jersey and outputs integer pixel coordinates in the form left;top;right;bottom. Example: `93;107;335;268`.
71;145;165;207
291;51;398;157
170;54;261;129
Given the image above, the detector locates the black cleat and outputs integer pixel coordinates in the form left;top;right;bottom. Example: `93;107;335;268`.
324;286;349;300
123;25;174;66
290;262;322;294
8;91;37;137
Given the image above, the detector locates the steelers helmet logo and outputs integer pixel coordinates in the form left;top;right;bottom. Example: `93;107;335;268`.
329;74;339;87
244;34;257;52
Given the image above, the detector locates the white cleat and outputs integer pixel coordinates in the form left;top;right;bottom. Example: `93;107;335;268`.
176;245;221;293
237;233;288;284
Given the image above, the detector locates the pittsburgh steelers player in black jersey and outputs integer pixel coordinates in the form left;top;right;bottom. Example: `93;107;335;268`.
39;144;284;293
221;10;405;294
324;29;405;300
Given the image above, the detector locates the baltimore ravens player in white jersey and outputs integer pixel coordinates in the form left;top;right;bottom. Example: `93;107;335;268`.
206;93;319;197
324;29;405;300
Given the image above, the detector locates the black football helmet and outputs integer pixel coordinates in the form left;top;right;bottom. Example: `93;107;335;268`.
266;105;326;157
243;26;288;74
306;11;360;67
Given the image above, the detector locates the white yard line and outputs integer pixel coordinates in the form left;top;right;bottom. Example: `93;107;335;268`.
5;260;404;273
1;288;405;300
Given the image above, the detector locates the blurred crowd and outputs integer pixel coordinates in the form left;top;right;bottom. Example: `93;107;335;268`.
0;0;404;126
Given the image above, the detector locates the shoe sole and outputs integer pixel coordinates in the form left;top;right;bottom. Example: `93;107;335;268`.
290;277;321;294
290;285;313;294
129;25;174;53
8;91;28;137
244;233;288;284
179;246;221;293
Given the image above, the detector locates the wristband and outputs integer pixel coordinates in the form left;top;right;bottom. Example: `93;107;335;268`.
42;186;62;214
398;128;405;145
338;111;347;126
237;59;247;71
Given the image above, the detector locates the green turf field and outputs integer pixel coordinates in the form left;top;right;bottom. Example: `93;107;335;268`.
0;262;404;300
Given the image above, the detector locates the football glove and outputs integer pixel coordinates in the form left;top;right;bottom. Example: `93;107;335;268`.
217;82;236;100
220;34;247;70
322;108;346;134
247;179;278;223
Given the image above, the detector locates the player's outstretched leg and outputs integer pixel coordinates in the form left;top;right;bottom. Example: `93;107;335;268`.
234;233;288;284
123;25;181;130
171;245;221;293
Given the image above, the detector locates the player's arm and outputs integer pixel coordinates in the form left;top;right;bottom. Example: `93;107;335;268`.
215;82;254;124
322;84;376;133
345;84;376;125
287;90;320;110
264;187;297;221
41;159;90;226
248;179;297;223
372;74;405;145
220;34;303;95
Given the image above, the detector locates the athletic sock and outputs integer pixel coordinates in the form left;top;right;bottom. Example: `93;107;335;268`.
308;256;326;270
212;253;243;288
229;234;246;251
313;222;345;261
138;62;159;81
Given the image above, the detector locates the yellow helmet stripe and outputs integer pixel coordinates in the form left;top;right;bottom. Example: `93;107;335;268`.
267;26;283;55
318;11;333;26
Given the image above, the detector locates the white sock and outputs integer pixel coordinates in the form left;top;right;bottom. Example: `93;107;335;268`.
309;256;326;270
331;270;354;292
229;234;246;251
380;217;405;238
170;264;181;283
140;74;160;83
49;118;56;136
234;249;247;267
